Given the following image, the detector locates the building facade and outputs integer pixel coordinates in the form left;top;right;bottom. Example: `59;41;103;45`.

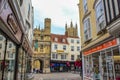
50;34;69;72
0;0;34;80
78;0;120;80
32;18;51;73
50;22;81;72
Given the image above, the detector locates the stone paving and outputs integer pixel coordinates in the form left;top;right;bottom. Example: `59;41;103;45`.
33;72;81;80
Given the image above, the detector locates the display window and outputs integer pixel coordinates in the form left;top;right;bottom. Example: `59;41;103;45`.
0;32;17;80
83;45;120;80
113;46;120;80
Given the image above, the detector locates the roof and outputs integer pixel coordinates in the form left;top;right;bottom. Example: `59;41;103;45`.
51;34;68;44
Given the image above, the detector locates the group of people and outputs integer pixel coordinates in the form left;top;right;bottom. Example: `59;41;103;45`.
66;58;82;73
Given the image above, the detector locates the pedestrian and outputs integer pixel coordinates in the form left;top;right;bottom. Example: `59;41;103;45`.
66;61;70;72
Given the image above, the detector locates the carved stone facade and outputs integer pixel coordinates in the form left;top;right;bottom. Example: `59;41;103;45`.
32;18;51;73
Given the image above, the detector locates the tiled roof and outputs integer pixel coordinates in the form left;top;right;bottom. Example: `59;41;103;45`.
51;34;68;44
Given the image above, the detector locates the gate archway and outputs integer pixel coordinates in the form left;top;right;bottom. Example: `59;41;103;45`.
33;58;43;73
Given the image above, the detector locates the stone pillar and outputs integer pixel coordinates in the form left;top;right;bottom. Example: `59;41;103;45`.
43;55;50;73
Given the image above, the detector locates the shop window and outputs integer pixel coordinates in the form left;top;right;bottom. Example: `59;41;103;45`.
92;52;100;80
4;40;16;80
106;49;114;80
0;34;5;79
0;32;16;80
113;46;120;79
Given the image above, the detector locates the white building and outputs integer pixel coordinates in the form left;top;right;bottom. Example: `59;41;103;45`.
50;34;81;72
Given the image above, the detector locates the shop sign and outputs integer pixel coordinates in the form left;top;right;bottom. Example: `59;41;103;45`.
7;14;18;34
56;50;64;53
0;0;22;43
84;39;117;55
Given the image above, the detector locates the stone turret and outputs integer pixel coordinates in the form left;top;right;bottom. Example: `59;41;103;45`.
44;18;51;34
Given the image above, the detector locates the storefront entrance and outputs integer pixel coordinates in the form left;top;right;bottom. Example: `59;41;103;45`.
83;46;120;80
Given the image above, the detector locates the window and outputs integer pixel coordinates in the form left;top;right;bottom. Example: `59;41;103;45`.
83;0;88;13
61;54;66;59
71;39;74;43
40;45;43;49
0;44;2;49
95;1;105;32
71;55;74;60
55;38;58;41
9;43;12;48
77;46;80;51
54;44;57;49
77;40;80;44
0;36;3;40
63;45;66;50
52;54;55;59
71;46;74;51
62;39;65;42
84;18;91;41
77;55;80;59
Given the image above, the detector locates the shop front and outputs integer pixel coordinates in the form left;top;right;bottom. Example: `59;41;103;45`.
0;0;33;80
83;39;120;80
50;61;70;72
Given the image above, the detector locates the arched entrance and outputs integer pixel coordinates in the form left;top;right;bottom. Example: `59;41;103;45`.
33;59;43;73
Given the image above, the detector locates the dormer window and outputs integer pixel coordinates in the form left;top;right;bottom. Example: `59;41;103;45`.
62;39;65;42
55;37;58;41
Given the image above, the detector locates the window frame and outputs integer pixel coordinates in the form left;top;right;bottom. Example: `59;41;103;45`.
83;17;92;41
83;0;88;13
95;0;106;32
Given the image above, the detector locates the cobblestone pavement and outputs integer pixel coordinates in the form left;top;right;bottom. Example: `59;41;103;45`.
33;72;81;80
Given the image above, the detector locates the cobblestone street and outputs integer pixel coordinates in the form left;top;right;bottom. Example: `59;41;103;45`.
33;72;81;80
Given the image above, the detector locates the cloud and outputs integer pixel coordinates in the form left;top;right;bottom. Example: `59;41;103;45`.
32;0;80;34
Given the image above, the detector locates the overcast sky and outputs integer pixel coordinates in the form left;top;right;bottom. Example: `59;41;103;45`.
32;0;79;35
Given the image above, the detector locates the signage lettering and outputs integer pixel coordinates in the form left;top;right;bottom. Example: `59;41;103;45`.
7;14;18;34
84;39;117;55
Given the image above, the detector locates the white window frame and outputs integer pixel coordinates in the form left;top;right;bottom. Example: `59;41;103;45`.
71;39;74;43
77;46;80;51
61;54;66;59
77;40;80;44
62;39;65;42
83;0;88;13
95;0;106;32
71;46;74;51
83;17;91;41
63;45;66;50
55;37;58;41
71;55;74;60
54;44;57;50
